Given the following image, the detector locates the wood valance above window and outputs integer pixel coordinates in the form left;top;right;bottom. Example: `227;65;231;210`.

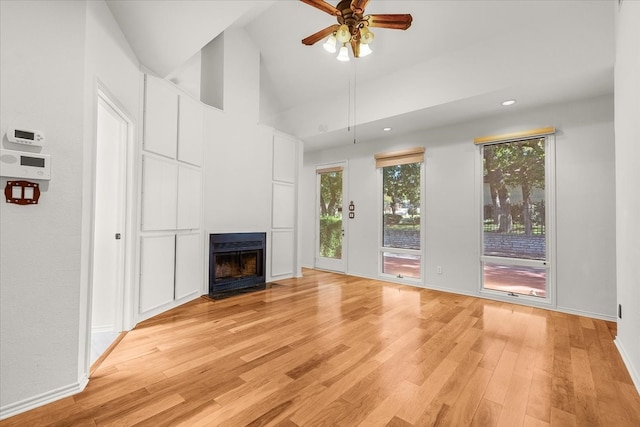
473;127;555;145
316;166;343;174
375;147;425;168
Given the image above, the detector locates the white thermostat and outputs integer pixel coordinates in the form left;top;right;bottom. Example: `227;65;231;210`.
7;127;45;146
0;149;51;180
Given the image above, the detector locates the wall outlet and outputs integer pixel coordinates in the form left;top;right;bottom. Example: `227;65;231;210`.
437;266;443;275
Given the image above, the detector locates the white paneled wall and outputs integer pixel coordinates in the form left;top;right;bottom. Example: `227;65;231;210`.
141;156;178;230
177;165;202;229
272;182;295;229
139;75;301;316
139;235;175;312
138;75;204;319
175;233;203;299
178;94;204;166
271;230;295;277
270;133;299;279
144;75;178;158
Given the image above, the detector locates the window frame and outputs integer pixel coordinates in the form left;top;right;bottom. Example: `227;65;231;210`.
315;162;348;273
476;133;556;307
377;159;425;285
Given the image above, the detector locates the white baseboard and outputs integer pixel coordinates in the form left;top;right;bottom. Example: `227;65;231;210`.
317;269;618;322
554;305;617;322
0;375;88;421
615;339;640;394
91;325;115;334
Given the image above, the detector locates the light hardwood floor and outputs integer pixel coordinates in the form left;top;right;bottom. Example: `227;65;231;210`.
3;269;639;426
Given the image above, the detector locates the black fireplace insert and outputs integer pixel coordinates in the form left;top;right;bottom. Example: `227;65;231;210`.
209;232;266;296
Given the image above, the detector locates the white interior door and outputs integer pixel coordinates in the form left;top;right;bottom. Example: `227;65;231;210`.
90;94;128;362
315;163;347;272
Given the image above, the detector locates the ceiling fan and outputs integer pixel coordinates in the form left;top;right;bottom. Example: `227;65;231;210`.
300;0;413;60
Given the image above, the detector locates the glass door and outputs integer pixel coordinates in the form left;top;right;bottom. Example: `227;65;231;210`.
316;164;346;272
481;137;553;301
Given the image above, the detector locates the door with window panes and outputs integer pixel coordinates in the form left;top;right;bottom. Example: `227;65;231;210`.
316;164;347;272
376;148;424;281
479;131;554;302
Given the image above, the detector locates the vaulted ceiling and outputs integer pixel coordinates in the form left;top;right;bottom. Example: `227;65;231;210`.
106;0;615;151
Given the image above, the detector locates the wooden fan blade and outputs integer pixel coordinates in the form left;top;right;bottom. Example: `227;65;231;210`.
300;0;341;16
302;24;340;45
350;0;370;15
366;14;413;30
351;38;360;58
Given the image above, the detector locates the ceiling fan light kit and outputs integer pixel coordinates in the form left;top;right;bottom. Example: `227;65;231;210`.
337;45;350;61
323;35;338;53
301;0;412;61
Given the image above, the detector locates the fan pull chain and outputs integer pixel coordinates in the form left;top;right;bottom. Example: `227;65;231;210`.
347;78;351;132
353;60;357;144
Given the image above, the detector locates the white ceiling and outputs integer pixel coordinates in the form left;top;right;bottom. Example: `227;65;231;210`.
106;0;615;152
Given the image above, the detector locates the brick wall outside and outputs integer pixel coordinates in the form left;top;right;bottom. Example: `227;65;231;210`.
483;233;546;259
383;229;545;260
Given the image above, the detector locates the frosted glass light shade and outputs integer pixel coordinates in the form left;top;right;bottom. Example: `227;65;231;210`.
359;43;372;57
323;35;337;53
360;27;375;44
337;45;350;61
336;24;351;43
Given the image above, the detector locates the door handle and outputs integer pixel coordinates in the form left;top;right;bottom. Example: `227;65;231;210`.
115;233;121;240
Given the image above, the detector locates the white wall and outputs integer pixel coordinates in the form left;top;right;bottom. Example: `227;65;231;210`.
0;0;87;414
614;0;640;391
222;28;260;124
0;0;299;418
200;27;260;122
302;95;616;320
203;108;272;232
0;0;142;418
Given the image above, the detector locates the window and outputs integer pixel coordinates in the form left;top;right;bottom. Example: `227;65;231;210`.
476;128;555;302
376;148;424;281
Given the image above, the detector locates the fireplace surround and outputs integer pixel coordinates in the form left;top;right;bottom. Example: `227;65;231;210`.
209;232;266;296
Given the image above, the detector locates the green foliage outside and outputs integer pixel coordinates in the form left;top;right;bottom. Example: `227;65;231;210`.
384;213;420;230
383;163;421;234
319;171;343;259
319;216;342;258
483;138;546;235
383;163;421;214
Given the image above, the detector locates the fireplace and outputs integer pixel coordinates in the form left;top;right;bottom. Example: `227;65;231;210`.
209;232;266;296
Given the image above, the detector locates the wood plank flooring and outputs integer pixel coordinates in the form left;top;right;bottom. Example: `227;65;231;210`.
3;269;640;426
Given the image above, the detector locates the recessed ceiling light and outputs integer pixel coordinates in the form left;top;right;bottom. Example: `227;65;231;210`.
501;99;516;106
383;127;392;132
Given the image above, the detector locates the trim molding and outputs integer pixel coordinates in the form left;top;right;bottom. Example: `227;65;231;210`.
474;126;555;145
615;339;640;394
90;332;127;377
333;270;617;322
0;376;89;421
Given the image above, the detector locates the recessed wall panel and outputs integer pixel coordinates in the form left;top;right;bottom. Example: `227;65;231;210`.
175;233;203;299
177;165;202;230
273;135;296;183
271;230;294;277
144;75;178;158
140;235;175;313
272;182;295;229
178;94;204;166
142;155;178;230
